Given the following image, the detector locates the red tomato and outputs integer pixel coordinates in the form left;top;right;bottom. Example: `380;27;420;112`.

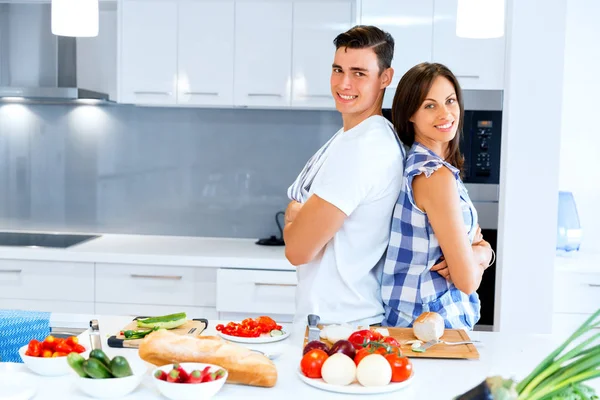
348;330;374;350
65;336;79;347
382;336;401;347
384;354;413;383
300;349;328;378
73;344;86;354
27;340;42;357
370;330;383;341
54;341;73;354
354;348;371;366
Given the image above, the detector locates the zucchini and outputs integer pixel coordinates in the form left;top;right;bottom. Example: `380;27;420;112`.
83;358;113;379
67;352;88;378
136;312;187;329
270;329;284;337
110;356;133;378
89;349;112;370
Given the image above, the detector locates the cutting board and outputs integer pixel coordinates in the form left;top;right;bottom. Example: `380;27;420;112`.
107;317;208;349
303;325;479;360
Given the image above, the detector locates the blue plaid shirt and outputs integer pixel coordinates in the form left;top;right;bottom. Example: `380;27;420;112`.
381;142;481;330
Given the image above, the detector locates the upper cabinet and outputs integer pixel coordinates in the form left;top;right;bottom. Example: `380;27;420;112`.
178;1;235;106
432;0;505;90
360;0;434;88
119;0;178;105
234;2;293;108
291;1;353;108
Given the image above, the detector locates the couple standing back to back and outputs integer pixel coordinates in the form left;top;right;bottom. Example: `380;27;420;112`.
284;25;494;330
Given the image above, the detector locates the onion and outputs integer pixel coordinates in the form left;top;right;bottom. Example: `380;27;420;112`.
303;340;330;355
328;340;356;360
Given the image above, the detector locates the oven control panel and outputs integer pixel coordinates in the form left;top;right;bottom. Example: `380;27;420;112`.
461;110;502;184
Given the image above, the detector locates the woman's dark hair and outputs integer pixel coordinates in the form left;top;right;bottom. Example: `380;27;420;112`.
391;62;465;172
333;25;394;75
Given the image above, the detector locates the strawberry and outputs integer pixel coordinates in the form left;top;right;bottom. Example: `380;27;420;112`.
173;363;189;383
187;370;203;384
166;369;180;383
154;370;168;381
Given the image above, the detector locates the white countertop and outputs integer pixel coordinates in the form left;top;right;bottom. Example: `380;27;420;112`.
2;315;599;399
0;234;293;271
555;251;600;274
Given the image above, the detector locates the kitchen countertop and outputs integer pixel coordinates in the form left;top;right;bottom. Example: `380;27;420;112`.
2;314;599;399
555;251;600;274
0;233;293;271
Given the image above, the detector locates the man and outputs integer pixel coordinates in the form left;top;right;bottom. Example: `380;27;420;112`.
284;25;405;326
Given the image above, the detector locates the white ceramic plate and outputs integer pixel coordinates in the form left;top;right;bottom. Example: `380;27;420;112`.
296;368;414;395
217;328;290;344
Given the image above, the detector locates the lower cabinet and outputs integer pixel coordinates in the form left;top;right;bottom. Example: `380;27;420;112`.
216;268;297;322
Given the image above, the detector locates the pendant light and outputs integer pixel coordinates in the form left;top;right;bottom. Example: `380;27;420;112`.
456;0;505;39
51;0;99;37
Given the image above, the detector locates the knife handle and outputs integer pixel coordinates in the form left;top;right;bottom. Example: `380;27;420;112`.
307;314;320;327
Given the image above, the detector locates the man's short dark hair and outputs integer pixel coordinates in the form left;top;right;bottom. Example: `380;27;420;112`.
333;25;394;74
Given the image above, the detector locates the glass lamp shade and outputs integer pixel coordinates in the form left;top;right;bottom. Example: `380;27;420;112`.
456;0;505;39
52;0;99;37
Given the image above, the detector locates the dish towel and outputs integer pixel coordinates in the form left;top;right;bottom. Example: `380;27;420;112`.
0;309;50;363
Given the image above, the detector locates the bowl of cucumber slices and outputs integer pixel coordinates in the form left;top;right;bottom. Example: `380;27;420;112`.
67;349;147;399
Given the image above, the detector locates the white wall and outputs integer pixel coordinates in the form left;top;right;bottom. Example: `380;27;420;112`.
496;0;567;334
558;0;600;254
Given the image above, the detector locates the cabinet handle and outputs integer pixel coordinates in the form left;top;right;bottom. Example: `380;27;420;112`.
254;282;297;287
589;284;600;288
302;94;331;98
0;269;22;274
247;93;283;97
130;274;182;280
456;75;480;79
183;91;219;96
133;91;172;96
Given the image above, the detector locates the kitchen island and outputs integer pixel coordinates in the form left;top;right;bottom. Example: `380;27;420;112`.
2;315;599;399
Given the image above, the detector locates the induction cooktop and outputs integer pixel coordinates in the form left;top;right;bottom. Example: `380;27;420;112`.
0;232;100;248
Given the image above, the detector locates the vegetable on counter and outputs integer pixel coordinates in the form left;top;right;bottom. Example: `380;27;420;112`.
215;316;284;338
67;349;133;379
136;312;187;330
25;335;86;358
455;308;600;400
120;326;160;340
154;364;226;384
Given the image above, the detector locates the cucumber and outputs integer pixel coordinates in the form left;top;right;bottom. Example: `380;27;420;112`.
270;329;284;337
89;349;112;369
83;358;113;379
136;312;187;329
110;356;133;378
67;352;88;378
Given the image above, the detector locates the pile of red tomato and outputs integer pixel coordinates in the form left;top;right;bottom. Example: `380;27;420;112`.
25;335;86;358
300;329;413;385
215;316;282;338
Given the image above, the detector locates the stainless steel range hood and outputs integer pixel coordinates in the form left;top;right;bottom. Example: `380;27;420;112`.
0;3;110;103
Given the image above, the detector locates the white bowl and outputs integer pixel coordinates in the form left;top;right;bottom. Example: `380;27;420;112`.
72;356;147;399
152;362;228;400
19;344;89;377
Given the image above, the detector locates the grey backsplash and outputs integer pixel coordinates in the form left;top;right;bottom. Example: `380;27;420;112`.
0;103;341;238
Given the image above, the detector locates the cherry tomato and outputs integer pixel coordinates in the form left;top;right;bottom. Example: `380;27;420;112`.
348;330;374;350
300;349;328;378
370;330;383;341
215;324;224;331
66;336;79;347
382;336;401;347
354;348;371;366
384;354;413;383
27;339;42;357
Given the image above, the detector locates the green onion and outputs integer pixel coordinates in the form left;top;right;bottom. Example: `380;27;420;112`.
516;308;600;400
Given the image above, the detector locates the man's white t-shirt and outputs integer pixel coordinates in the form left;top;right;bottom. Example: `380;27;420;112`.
294;115;405;327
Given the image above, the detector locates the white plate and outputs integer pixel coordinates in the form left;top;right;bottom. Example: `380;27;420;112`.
217;328;290;344
296;368;414;395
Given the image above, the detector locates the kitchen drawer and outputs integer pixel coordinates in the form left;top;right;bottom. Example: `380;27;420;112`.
554;270;600;314
95;303;217;320
553;312;600;335
0;260;94;302
0;299;94;314
95;263;216;307
216;268;297;316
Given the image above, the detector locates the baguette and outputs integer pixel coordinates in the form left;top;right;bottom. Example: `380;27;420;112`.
138;329;277;387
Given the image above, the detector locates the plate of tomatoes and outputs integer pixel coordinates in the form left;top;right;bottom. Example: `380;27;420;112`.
215;316;290;344
298;329;414;394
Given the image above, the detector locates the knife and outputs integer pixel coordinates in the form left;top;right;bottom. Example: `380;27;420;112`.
307;314;321;342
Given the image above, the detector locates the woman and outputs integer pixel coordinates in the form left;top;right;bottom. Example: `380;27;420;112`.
381;62;494;330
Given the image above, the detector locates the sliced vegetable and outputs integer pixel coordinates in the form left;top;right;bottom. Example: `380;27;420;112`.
123;326;160;340
137;313;187;329
270;329;284;337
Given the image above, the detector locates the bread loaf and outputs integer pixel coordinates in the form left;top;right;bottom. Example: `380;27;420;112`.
138;329;277;387
413;311;445;342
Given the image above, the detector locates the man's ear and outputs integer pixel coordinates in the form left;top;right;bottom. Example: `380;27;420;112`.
380;67;394;89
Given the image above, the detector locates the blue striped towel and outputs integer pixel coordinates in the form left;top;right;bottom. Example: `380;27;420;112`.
0;309;50;363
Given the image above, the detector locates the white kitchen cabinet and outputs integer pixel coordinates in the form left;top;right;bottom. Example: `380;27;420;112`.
360;0;434;88
234;1;293;107
0;299;95;314
0;260;94;303
291;1;352;108
554;270;600;315
95;263;217;308
95;303;218;319
216;268;297;322
177;1;235;106
432;0;505;90
119;0;178;105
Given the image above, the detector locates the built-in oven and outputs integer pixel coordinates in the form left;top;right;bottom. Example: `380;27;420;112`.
383;89;503;330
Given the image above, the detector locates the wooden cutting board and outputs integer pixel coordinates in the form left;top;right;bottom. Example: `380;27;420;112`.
303;325;479;360
107;318;208;348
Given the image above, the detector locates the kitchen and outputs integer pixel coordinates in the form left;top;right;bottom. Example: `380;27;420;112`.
1;0;599;398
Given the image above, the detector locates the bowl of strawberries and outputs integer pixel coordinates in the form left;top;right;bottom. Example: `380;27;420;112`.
152;363;228;400
19;335;88;376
